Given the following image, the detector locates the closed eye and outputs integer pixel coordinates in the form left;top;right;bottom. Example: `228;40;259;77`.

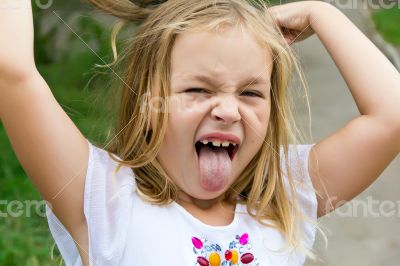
185;88;208;93
240;90;263;98
185;88;263;98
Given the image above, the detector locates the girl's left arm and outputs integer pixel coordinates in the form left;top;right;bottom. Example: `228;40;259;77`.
270;1;400;218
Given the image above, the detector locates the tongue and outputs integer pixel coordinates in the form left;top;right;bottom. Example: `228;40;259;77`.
198;145;232;191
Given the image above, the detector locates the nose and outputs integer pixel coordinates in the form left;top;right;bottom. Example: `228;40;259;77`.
210;94;241;124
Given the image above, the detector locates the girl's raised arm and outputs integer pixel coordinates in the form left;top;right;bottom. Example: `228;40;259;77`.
0;1;89;262
270;1;400;218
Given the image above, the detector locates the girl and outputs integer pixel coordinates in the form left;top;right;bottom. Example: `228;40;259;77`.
1;0;399;265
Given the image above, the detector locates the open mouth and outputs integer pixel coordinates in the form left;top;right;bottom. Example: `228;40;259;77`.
195;141;239;160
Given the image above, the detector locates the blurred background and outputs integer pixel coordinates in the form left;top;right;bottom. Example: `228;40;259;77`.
0;0;399;265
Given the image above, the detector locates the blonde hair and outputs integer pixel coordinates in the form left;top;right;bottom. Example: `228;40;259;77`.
87;0;324;260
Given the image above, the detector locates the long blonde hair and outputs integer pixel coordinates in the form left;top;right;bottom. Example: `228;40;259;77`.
87;0;321;260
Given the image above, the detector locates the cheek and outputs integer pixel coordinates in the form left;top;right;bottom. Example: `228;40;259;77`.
161;95;209;152
241;99;271;130
240;100;270;153
169;95;209;116
259;95;271;118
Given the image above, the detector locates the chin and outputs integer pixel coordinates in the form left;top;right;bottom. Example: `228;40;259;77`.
198;185;229;200
197;192;223;201
179;187;221;201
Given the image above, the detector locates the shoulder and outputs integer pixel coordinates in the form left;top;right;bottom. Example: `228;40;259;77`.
45;140;137;265
279;144;318;242
279;143;316;200
84;141;137;211
279;144;315;183
87;141;136;187
85;141;137;263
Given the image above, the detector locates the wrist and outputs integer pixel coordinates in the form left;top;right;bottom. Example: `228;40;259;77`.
309;1;341;30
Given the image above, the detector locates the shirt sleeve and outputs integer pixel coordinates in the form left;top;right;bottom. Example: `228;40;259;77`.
45;206;81;266
280;144;318;248
45;139;136;266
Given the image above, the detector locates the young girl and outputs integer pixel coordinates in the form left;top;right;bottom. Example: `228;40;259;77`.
1;0;399;265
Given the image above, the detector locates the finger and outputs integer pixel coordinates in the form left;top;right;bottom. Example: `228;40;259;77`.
266;5;283;22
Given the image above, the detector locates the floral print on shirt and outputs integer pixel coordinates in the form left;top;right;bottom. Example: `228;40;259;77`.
192;233;260;266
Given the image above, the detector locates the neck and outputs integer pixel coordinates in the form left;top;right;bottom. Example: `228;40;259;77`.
176;191;237;226
176;190;235;210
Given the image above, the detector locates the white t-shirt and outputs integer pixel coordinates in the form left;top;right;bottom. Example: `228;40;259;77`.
45;140;317;266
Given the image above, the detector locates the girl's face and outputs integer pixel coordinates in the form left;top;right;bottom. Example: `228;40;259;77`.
157;26;273;203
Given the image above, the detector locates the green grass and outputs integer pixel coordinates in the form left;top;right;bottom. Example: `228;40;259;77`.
372;7;400;46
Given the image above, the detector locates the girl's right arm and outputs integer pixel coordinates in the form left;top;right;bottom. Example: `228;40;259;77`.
0;1;89;264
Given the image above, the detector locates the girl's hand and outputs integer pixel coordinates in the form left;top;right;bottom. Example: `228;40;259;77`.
0;0;36;80
268;1;326;45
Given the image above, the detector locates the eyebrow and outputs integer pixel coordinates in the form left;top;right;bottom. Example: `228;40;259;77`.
188;74;270;88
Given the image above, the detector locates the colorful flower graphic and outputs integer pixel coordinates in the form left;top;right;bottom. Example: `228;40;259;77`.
192;233;260;266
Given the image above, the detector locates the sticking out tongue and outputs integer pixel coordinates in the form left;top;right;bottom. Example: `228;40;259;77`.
198;145;232;191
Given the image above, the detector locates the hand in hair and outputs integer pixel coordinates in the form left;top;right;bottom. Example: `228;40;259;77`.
268;1;321;45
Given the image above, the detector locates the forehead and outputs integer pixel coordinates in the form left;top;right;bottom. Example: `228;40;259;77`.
170;26;273;86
